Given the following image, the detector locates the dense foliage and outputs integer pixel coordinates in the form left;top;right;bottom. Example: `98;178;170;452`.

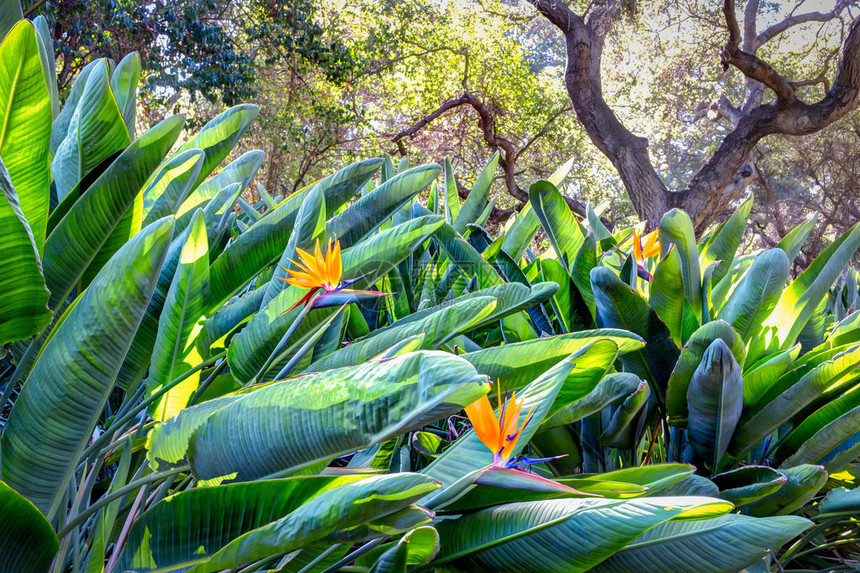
3;12;860;573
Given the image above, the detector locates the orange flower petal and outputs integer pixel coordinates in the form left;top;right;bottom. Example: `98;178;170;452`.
632;229;643;261
465;393;502;455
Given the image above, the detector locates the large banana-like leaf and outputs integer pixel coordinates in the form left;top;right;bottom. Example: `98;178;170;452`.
168;103;260;189
541;372;644;430
781;402;860;467
501;203;541;262
433;497;732;572
146;392;245;471
42;114;183;309
188;351;490;483
731;343;860;457
32;16;59;121
52;59;131;202
188;473;439;573
666;320;745;426
424;342;619;491
453;152;497;234
462;330;644;392
115;475;368;573
0;481;58;573
541;257;573;332
228;215;443;382
649;245;684;346
529;180;586;271
413;202;505;289
747;464;827;516
0;21;51;252
174;149;264;233
686;338;743;471
588;514;810;573
145;210;210;421
1;218;174;517
443;157;460;223
0;0;22;40
141;148;206;225
716;248;789;341
741;344;800;407
699;197;751;284
307;295;496;372
590;266;679;395
209;158;381;308
110;52;140;137
776;213;817;264
759;222;860;354
0;159;50;343
48;58;99;155
658;209;701;320
327;163;440;247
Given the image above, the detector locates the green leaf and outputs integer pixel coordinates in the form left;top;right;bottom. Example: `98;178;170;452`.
433;497;732;572
589;514;811;573
731;343;860;457
443;157;460;223
666;320;745;427
502;204;541;262
658;209;702;320
454;152;497;234
52;59;131;202
168;103;259;189
43;114;183;310
116;475;368;572
462;330;644;393
228;215;443;382
209;158;380;308
1;218;174;517
712;466;786;507
741;344;800;407
591;266;679;395
650;245;685;346
747;464;827;516
541;257;572;332
781;403;860;467
761;223;860;354
307;295;495;373
31;16;59;120
110;52;140;137
0;0;22;40
776;213;818;264
529;180;585;271
141;148;205;226
188;473;439;573
188;351;490;483
0;481;58;573
174;149;264;233
329;164;439;246
542;372;645;430
0;21;52;253
363;526;440;571
0;158;50;343
716;248;789;342
700;197;751;285
145;210;210;421
686;339;743;471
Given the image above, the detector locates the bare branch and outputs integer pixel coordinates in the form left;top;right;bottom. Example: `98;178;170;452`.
756;0;850;48
721;0;795;102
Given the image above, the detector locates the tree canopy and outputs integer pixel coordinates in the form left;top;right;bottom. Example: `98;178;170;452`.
20;0;860;264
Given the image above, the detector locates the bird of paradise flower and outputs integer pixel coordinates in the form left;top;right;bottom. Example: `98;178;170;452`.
278;238;388;313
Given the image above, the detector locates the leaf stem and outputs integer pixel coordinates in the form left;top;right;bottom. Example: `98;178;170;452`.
57;466;188;539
